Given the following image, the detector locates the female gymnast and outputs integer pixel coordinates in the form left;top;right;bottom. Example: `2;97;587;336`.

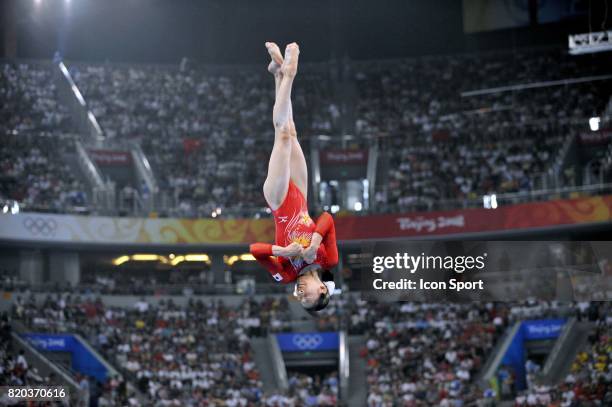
249;42;338;314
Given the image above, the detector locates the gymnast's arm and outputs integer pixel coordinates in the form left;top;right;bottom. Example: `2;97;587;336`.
304;211;338;268
249;242;303;273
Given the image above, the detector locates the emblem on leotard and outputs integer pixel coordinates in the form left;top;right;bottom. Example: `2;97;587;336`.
290;233;312;248
278;216;288;223
299;212;313;226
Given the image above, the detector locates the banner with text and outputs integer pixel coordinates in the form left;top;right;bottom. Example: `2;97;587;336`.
22;333;108;382
501;319;567;391
337;194;612;240
88;150;132;166
0;195;610;245
320;149;368;180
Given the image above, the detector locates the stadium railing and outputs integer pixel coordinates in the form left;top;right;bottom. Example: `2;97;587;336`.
3;282;290;296
351;182;612;216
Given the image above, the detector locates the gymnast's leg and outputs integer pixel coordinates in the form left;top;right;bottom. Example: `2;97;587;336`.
262;42;299;210
266;42;308;200
287;109;308;200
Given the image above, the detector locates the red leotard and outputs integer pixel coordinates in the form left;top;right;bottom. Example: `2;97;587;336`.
250;180;338;283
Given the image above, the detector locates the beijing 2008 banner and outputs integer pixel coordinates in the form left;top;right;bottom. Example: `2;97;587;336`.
335;194;612;240
0;194;610;245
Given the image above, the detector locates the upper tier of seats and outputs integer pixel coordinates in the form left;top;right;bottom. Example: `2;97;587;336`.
1;48;610;217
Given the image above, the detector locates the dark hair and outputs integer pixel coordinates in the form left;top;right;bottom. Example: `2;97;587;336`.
303;269;334;316
304;290;331;317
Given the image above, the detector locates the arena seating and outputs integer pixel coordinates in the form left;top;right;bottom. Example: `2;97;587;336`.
514;303;611;406
0;315;33;387
1;309;120;406
313;297;590;406
264;371;338;406
71;63;337;218
12;290;601;406
0;62;71;135
0;62;88;213
0;132;87;213
1;268;288;297
13;294;296;405
0;48;610;217
354;49;609;138
349;302;502;405
358;50;612;212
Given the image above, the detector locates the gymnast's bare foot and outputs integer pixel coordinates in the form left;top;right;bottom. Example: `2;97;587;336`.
281;42;299;78
265;42;284;76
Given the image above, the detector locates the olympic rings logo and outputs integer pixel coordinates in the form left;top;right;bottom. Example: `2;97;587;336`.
292;334;324;350
22;217;58;237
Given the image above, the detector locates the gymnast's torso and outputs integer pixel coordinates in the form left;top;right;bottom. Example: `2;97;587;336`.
271;180;314;271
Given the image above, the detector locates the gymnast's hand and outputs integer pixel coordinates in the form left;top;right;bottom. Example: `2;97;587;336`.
302;244;317;264
303;233;322;264
302;239;320;264
281;242;304;257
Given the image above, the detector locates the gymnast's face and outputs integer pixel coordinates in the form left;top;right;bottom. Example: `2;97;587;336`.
295;270;327;307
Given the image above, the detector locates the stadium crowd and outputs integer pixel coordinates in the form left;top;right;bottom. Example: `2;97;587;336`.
312;297;595;406
0;315;30;389
4;289;611;406
0;267;289;297
355;302;503;406
357;49;612;212
514;303;611;407
354;49;609;138
1;47;610;217
0;62;71;135
264;371;338;406
0;132;87;213
0;62;88;213
70;62;338;218
0;312;78;406
12;294;294;405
